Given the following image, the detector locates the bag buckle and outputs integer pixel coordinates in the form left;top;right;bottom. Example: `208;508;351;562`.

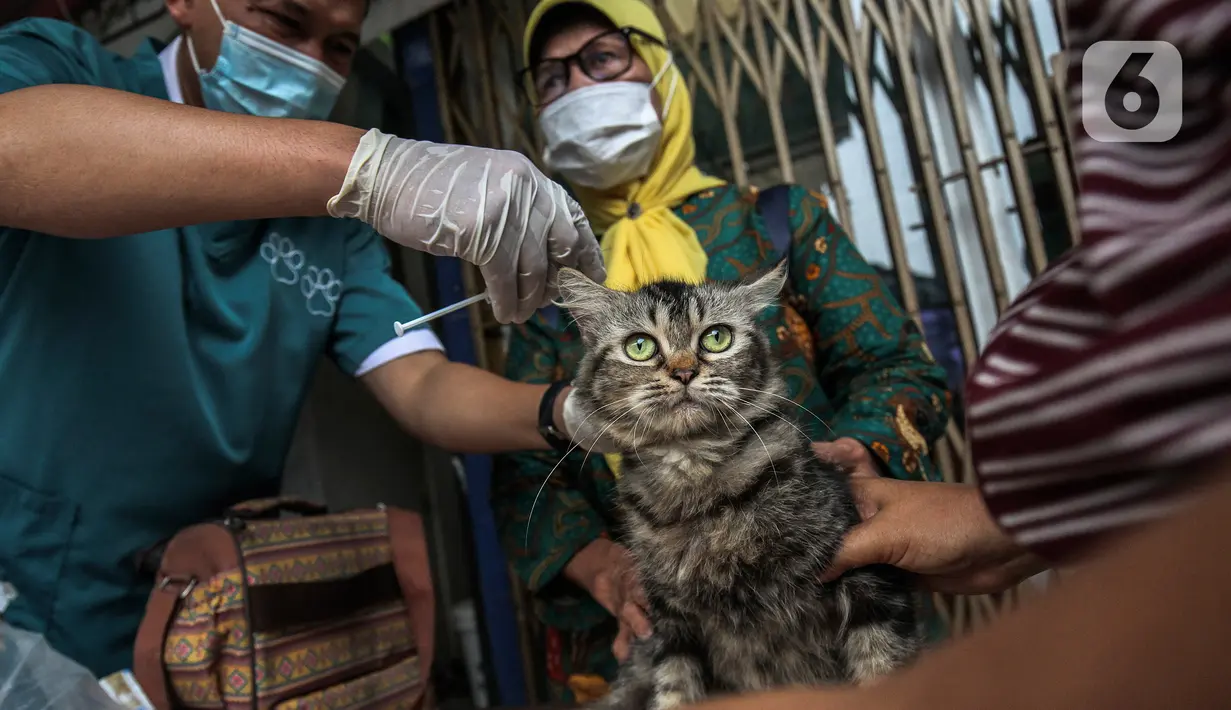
157;574;198;599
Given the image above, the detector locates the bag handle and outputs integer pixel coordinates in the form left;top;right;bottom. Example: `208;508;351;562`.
224;497;328;520
133;498;326;573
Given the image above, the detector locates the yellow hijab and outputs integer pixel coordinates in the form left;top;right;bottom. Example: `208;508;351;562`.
526;0;726;478
524;0;727;292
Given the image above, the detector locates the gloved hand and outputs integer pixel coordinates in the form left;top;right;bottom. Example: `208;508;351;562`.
327;128;606;323
560;389;618;454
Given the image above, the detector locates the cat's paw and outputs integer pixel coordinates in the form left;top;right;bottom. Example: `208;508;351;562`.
649;656;706;710
648;692;690;710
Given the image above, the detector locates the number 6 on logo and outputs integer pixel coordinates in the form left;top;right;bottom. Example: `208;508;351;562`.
1081;40;1182;143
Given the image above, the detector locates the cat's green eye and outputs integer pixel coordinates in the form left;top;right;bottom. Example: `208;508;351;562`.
700;325;733;353
624;334;659;361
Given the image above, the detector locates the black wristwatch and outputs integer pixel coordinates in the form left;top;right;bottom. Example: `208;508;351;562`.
538;379;573;452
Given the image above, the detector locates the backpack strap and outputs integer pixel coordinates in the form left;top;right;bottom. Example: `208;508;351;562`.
755;184;794;261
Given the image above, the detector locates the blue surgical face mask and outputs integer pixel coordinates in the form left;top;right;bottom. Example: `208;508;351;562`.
185;0;346;120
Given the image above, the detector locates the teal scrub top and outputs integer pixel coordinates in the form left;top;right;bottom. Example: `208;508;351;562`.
0;18;442;676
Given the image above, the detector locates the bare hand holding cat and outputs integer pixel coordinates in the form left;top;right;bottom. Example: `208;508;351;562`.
810;438;1043;593
821;478;1047;595
564;538;651;662
810;437;882;480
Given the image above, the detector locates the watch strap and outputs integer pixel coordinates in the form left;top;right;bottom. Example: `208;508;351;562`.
538;379;573;451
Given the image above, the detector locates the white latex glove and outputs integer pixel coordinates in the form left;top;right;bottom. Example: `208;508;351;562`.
560;389;618;454
327;128;606;323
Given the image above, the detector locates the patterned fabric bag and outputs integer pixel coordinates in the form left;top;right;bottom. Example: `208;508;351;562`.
131;497;435;710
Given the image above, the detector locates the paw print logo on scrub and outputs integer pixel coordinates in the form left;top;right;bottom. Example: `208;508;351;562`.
301;266;343;317
260;232;305;284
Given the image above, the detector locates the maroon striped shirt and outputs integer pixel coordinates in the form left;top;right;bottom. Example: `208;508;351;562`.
970;0;1231;561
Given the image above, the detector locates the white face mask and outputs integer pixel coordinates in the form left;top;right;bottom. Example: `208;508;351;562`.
539;60;678;191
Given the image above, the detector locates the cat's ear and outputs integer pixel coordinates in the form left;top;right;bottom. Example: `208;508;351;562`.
737;260;789;312
556;267;617;339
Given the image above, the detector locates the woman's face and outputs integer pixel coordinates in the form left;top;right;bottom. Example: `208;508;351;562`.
534;20;658;112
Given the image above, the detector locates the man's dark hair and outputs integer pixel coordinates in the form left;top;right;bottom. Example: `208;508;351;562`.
527;2;616;67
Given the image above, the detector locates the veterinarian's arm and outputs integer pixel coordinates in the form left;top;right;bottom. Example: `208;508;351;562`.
0;24;607;328
321;223;547;455
785;187;951;481
490;314;613;606
697;467;1231;710
362;349;567;454
0;83;360;239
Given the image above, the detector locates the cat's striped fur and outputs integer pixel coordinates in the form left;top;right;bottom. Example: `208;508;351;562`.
557;263;920;710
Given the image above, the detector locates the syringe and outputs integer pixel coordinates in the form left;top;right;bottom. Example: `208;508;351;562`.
394;291;490;337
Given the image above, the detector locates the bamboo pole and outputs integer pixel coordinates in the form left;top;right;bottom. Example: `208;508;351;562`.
794;0;854;227
833;0;923;323
884;1;980;368
966;0;1049;275
747;0;797;183
1010;0;1081;247
700;3;751;187
925;0;1012;313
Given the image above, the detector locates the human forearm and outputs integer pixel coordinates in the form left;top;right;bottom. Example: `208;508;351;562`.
0;84;362;237
824;478;1047;595
882;471;1231;710
563;536;618;593
708;469;1231;710
369;353;565;454
904;485;1047;595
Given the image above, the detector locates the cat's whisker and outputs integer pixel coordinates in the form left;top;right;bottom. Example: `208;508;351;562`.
524;396;637;547
562;395;638;449
525;404;637;548
579;404;640;472
630;408;649;464
722;402;779;485
737;386;836;437
733;396;813;443
715;404;736;437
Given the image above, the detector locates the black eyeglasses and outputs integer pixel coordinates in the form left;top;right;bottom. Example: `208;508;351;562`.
518;27;663;107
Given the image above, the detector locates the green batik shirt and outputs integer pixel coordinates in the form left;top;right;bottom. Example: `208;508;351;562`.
494;183;952;632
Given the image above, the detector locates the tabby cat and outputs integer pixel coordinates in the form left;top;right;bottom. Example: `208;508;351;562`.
555;262;921;710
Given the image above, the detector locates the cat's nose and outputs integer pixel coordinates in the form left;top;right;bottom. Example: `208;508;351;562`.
670;368;697;384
